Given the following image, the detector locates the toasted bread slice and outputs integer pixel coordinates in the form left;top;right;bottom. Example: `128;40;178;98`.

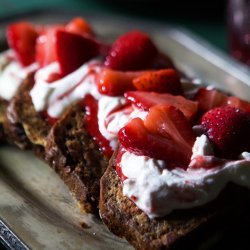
99;153;250;250
3;73;50;149
45;103;108;213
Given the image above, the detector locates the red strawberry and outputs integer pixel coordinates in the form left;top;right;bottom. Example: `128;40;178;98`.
145;105;195;148
194;88;228;114
36;25;63;67
118;117;191;165
65;17;95;37
201;106;250;158
96;68;137;96
96;68;154;96
104;30;158;71
194;88;250;115
56;30;99;76
132;69;182;94
83;94;113;158
7;22;38;66
227;96;250;113
125;91;198;120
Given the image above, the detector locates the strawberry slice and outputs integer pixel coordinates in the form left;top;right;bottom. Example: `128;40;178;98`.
104;30;158;71
56;30;99;76
194;88;228;114
36;25;63;67
125;91;198;120
201;106;250;158
83;94;113;158
7;22;38;66
65;17;95;36
118;104;194;166
194;88;250;115
132;69;183;94
96;68;150;96
145;105;195;148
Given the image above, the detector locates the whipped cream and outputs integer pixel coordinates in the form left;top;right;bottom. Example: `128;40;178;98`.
120;135;250;218
30;60;102;118
0;50;38;101
99;97;148;149
30;60;147;150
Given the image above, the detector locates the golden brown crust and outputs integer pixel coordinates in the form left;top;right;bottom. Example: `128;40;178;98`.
7;75;50;146
3;74;50;149
99;155;250;250
45;103;108;213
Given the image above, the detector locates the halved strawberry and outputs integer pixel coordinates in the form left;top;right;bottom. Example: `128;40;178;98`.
145;105;195;148
194;88;228;114
118;105;195;165
65;17;95;36
36;25;63;67
104;30;158;71
96;68;147;96
56;30;99;76
132;69;183;94
201;106;250;158
125;91;198;120
194;87;250;115
7;22;38;66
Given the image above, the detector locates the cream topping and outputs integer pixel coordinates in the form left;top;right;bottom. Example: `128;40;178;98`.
30;60;102;118
98;98;147;149
121;135;250;218
0;50;37;101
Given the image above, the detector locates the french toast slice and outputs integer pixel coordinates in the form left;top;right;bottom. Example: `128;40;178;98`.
3;73;49;150
45;103;108;213
99;152;250;250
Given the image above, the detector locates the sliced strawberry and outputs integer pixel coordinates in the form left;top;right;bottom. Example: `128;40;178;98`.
194;88;250;115
7;22;38;66
145;105;195;148
96;68;148;96
104;30;158;71
132;69;183;94
125;91;198;120
83;94;113;158
201;106;250;158
194;88;228;114
56;30;99;76
118;117;191;165
65;17;95;36
36;25;63;67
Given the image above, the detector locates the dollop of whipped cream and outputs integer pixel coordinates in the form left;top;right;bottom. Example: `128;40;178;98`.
0;50;38;101
120;134;250;218
98;96;147;149
30;60;102;118
30;60;147;150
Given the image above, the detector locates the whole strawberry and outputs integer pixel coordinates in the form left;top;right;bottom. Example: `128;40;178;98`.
104;30;158;71
201;106;250;158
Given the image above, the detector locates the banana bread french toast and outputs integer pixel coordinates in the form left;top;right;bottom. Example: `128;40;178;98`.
100;151;250;250
45;103;108;213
